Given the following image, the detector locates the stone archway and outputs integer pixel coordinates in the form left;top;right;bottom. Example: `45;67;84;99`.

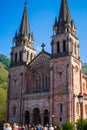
43;109;49;125
33;108;41;125
24;110;30;124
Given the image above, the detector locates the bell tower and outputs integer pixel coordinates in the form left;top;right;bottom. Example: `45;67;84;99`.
51;0;80;59
7;2;36;123
10;2;36;66
50;0;82;124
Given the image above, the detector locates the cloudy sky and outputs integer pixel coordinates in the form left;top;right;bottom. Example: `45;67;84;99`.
0;0;87;63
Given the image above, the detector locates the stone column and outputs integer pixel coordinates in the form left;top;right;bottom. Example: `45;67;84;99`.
50;63;54;125
40;112;44;124
30;112;33;124
60;41;62;53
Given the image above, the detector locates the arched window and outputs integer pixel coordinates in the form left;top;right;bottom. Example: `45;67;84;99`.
13;106;17;117
83;83;85;93
36;79;38;91
45;75;48;90
74;43;76;55
57;42;60;53
27;51;29;60
59;103;63;114
19;51;22;62
42;74;44;91
39;76;41;91
76;102;79;115
67;28;69;32
15;52;17;63
63;40;66;52
30;53;33;61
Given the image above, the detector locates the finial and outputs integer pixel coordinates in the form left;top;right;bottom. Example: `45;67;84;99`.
41;43;46;51
25;0;28;6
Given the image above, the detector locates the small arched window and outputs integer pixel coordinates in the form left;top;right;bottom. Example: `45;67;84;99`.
27;51;29;60
57;42;60;53
13;106;17;117
30;53;33;61
74;43;77;55
36;79;38;91
39;76;41;91
83;83;85;93
19;51;22;62
15;52;17;63
76;102;79;115
42;73;44;91
45;75;48;90
63;40;66;52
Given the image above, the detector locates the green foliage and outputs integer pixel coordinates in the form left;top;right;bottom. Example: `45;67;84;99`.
0;54;10;124
63;121;74;130
0;62;8;89
57;125;62;130
0;88;7;124
76;118;87;130
0;54;10;69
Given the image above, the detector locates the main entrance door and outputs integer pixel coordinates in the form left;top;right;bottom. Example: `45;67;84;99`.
24;110;30;124
33;108;41;125
43;110;49;125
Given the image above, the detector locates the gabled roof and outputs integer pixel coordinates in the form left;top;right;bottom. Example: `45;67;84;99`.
29;50;51;69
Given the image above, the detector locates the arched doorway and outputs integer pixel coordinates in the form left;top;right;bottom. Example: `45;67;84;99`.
24;110;30;124
33;108;41;125
43;110;49;125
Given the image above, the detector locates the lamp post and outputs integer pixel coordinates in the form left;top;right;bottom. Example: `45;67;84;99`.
52;114;54;126
77;93;83;130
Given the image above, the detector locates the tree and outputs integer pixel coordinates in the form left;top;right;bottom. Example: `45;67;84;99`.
76;118;87;130
63;121;74;130
0;88;7;125
57;125;62;130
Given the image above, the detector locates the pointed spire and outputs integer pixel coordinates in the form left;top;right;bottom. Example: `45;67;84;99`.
58;0;71;23
13;30;18;43
55;0;72;34
19;2;30;36
54;17;57;26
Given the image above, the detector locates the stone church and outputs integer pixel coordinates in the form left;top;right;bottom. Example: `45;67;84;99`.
7;0;87;125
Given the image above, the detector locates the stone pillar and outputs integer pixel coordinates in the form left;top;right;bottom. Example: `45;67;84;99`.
60;41;62;53
40;112;44;124
50;63;54;125
53;42;56;54
30;112;33;124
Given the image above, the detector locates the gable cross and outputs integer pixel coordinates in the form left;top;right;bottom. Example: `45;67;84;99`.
41;43;46;51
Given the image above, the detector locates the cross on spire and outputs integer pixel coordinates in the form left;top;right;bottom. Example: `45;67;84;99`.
25;0;28;5
41;43;46;51
19;0;30;36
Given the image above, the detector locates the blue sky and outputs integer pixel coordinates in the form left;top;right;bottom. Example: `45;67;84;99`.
0;0;87;63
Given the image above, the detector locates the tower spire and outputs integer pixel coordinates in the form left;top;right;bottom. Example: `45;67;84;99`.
58;0;71;23
19;1;30;36
54;0;72;34
13;2;35;46
52;0;79;59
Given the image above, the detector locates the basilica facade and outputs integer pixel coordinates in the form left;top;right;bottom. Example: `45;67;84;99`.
7;0;87;125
